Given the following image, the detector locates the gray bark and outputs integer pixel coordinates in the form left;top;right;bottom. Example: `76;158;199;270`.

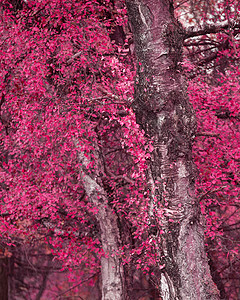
126;0;220;299
75;140;124;300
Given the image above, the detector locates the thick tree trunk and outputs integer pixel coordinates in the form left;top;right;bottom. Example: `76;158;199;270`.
75;140;124;300
126;0;220;299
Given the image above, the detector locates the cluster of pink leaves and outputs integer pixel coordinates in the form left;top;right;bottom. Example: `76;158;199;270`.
0;0;154;273
190;67;240;236
189;66;240;296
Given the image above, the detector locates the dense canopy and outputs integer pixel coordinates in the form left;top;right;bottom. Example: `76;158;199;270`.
0;0;239;298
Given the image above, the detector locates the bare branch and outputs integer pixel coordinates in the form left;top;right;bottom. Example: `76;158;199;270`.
185;21;240;39
57;272;99;299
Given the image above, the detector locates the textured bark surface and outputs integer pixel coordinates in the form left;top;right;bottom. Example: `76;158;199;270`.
75;140;124;300
126;0;220;299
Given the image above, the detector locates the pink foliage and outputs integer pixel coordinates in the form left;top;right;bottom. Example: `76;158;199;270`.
0;0;239;297
0;0;152;275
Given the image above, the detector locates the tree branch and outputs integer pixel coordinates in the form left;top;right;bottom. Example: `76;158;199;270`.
195;132;221;139
185;21;240;39
57;272;99;299
198;186;227;201
96;85;132;107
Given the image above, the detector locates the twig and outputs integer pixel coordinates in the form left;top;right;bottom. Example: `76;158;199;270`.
56;272;100;299
105;169;135;185
96;85;132;106
67;51;82;63
195;132;221;139
198;186;227;201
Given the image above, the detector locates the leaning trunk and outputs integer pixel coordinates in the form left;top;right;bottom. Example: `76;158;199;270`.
75;140;124;300
126;0;220;299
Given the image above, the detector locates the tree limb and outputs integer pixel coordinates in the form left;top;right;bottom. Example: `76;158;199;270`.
185;22;240;39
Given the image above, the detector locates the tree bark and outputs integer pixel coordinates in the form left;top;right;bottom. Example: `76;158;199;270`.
75;140;125;300
0;257;8;300
126;0;220;299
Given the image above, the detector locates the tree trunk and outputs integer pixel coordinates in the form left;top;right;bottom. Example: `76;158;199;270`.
126;0;220;299
75;140;125;300
0;257;8;300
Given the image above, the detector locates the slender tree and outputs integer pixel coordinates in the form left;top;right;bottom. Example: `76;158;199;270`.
75;139;125;300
